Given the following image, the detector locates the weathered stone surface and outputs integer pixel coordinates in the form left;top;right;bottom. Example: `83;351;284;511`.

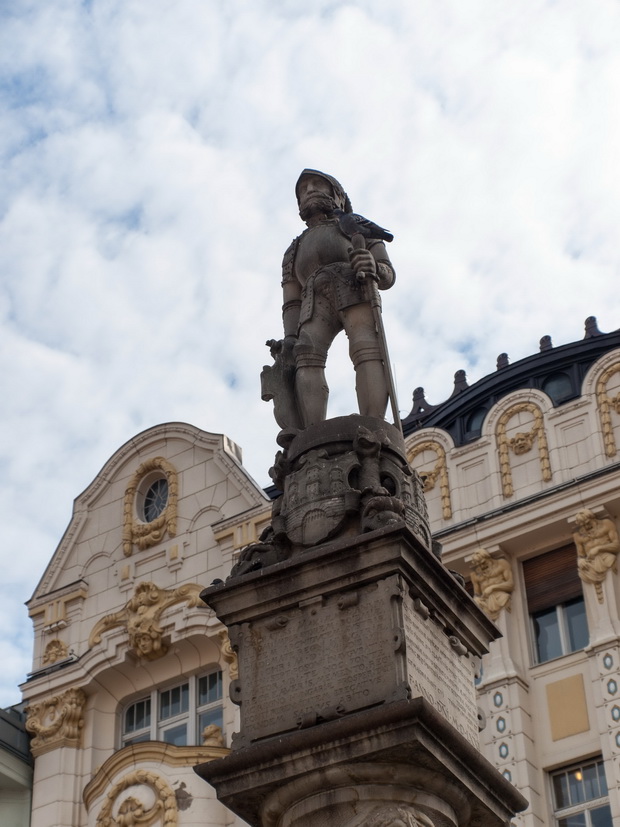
195;697;527;827
202;525;495;750
232;416;431;575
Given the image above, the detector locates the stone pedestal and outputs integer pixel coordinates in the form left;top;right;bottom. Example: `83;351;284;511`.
196;524;527;825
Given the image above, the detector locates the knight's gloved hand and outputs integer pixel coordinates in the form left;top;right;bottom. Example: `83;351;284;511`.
348;248;377;280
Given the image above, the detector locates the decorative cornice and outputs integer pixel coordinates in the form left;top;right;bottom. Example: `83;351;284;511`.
406;440;452;519
83;742;229;809
496;401;551;498
123;457;178;557
25;686;86;756
88;581;206;660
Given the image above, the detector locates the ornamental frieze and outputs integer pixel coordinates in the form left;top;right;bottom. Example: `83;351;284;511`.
596;362;620;458
89;581;205;660
496;401;551;497
25;686;86;756
407;440;452;519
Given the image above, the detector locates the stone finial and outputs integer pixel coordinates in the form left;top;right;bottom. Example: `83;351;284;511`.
584;316;603;338
539;335;553;351
469;549;514;621
496;353;509;370
450;369;469;396
573;509;620;603
410;387;437;416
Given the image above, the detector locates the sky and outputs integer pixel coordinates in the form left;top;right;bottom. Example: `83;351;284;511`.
2;0;620;706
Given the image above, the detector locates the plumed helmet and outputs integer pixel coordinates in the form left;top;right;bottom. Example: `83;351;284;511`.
295;169;353;213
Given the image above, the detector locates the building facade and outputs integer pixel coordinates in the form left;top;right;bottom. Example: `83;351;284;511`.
21;319;620;826
404;319;620;827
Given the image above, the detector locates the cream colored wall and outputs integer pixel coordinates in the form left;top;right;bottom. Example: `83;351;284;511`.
406;349;620;827
22;423;271;827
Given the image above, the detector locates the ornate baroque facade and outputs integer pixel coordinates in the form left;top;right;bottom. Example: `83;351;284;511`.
21;320;620;827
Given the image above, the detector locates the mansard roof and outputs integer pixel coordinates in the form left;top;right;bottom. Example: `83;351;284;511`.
402;317;620;446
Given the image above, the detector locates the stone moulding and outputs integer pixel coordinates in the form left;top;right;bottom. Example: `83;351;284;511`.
88;581;206;661
596;362;620;458
84;742;230;810
496;401;551;497
407;440;452;520
94;769;177;827
25;686;86;756
123;457;178;557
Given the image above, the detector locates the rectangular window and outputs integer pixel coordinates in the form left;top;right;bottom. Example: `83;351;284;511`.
121;670;223;748
523;545;588;664
551;759;612;827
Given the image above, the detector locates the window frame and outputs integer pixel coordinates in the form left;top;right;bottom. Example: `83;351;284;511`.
121;669;223;748
522;545;589;665
530;595;589;665
550;758;612;827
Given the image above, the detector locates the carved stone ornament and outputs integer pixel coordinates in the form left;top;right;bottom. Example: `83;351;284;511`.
89;581;205;660
202;724;225;747
596;363;620;457
42;638;69;665
25;686;86;756
496;402;551;497
218;629;238;680
573;509;620;603
469;548;514;621
361;805;436;827
123;457;178;557
96;769;177;827
407;440;452;519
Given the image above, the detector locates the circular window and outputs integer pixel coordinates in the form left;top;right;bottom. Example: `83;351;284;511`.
143;478;168;522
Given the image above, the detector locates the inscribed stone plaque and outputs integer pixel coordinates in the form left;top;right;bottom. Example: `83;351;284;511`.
402;596;479;746
234;579;403;742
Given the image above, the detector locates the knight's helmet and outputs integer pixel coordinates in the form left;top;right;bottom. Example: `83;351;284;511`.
295;169;353;213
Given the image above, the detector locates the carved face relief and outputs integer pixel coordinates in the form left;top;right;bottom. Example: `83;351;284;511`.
509;431;535;455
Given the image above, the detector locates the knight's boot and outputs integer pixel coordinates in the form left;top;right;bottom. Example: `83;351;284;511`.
354;358;389;419
295;366;329;427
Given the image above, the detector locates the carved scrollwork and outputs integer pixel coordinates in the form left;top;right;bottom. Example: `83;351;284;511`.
96;770;177;827
88;581;205;660
407;441;452;519
218;629;238;680
496;402;551;497
573;509;620;603
123;457;178;557
25;687;86;756
42;638;69;665
596;363;620;457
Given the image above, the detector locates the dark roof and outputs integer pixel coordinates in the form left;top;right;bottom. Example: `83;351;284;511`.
402;317;620;447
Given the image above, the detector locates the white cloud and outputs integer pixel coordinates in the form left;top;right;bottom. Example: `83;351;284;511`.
1;0;620;704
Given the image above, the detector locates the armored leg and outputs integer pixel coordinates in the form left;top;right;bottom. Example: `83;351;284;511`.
343;304;388;419
294;326;333;428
